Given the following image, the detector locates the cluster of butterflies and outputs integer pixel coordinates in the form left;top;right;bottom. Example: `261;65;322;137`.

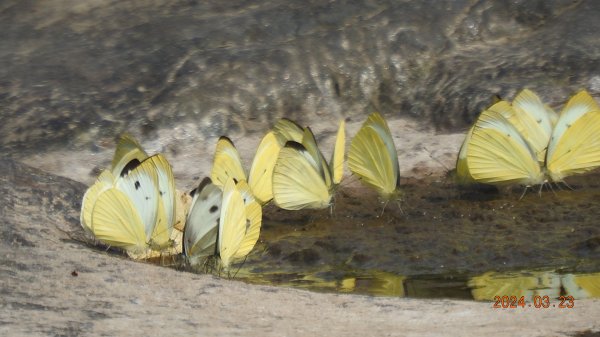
457;89;600;187
80;112;403;271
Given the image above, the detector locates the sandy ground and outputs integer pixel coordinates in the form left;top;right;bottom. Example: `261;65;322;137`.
2;119;599;336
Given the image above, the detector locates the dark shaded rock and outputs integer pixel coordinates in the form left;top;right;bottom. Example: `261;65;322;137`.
2;0;600;157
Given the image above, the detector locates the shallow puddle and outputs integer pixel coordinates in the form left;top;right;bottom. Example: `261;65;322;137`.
224;173;600;301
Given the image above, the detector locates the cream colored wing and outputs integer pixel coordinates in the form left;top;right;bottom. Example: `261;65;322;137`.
273;141;332;210
211;136;247;188
546;109;600;182
233;180;262;259
81;170;115;235
511;89;555;163
348;113;398;198
272;118;304;145
111;133;148;178
147;154;176;238
455;126;475;184
466;104;544;186
217;178;247;269
248;131;281;205
549;90;600;157
301;127;332;188
115;158;160;240
183;177;222;266
546;91;600;181
330;120;345;185
91;188;148;253
364;112;399;183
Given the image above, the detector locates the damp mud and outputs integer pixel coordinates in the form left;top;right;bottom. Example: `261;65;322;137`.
224;174;600;300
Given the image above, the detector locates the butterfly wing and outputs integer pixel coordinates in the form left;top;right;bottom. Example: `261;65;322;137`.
115;158;160;241
456;126;476;184
365;112;399;181
217;178;247;269
546;91;600;181
211;136;247;188
273;141;332;210
301;127;332;188
146;154;176;239
248;131;281;205
272;118;304;144
546;109;600;181
330;119;346;185
183;177;222;266
91;188;148;253
111;133;148;177
548;90;600;156
348;112;398;198
233;180;262;259
466;103;543;186
81;170;115;235
511;89;556;163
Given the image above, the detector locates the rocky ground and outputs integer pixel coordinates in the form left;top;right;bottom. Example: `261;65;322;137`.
2;0;600;335
1;158;599;337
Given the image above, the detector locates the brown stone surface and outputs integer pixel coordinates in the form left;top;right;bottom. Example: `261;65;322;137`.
1;158;599;336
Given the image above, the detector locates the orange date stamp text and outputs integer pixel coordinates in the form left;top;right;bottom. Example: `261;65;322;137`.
493;295;575;309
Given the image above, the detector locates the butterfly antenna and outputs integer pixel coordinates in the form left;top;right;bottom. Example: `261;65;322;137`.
336;174;360;190
424;147;451;173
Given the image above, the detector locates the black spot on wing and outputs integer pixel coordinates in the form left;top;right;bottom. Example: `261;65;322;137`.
120;159;142;177
192;177;213;198
285;141;307;152
219;136;235;146
210;205;219;213
134;181;141;190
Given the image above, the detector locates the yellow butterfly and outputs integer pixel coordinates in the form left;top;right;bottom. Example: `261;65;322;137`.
272;118;345;184
247;131;281;204
217;178;251;270
270;117;346;210
348;112;400;199
183;177;222;267
211;133;282;205
82;134;181;259
183;178;262;270
91;155;172;255
457;90;555;184
272;126;339;210
231;180;262;260
461;90;600;186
